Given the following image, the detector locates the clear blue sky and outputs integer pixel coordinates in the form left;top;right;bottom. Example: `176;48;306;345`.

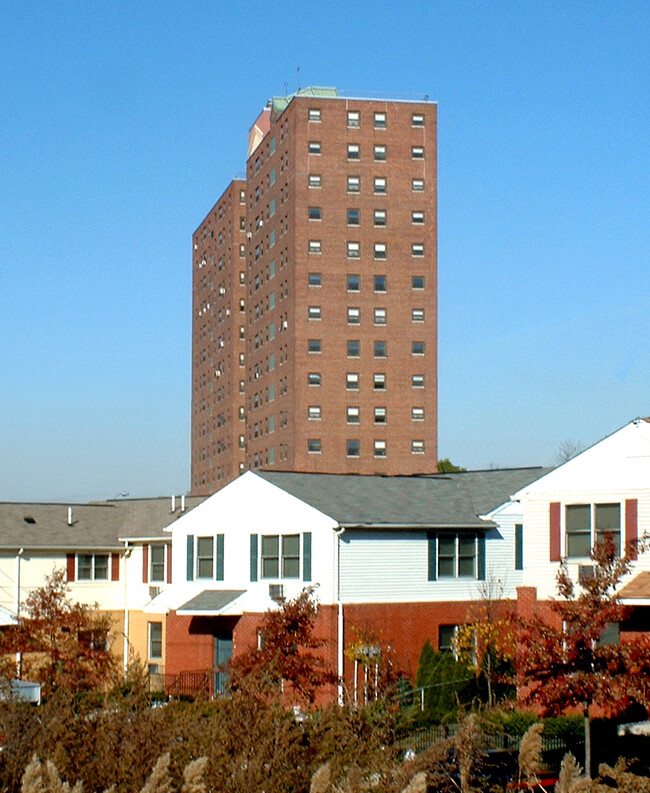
1;1;648;502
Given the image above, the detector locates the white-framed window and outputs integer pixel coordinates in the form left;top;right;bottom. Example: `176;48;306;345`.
308;339;321;353
346;372;359;390
412;146;425;159
347;339;360;357
309;240;322;254
374;144;386;161
433;533;481;579
374;177;387;194
347;110;360;128
565;503;621;558
308;272;322;286
373;373;386;390
261;534;301;578
347;175;361;193
412;308;425;322
412;341;425;355
374;440;387;457
412;211;425;224
412;113;425;127
412;374;425;388
347;208;360;225
308;141;321;154
308;306;321;320
308;372;321;386
374;340;387;358
412;407;425;421
148;622;163;660
347;274;360;291
347;406;360;423
309;174;322;188
374;112;386;129
347;143;360;160
374;209;387;226
374;275;387;292
412;178;425;192
307;439;322;454
308;206;322;220
412;440;425;454
412;243;425;257
374;307;387;325
308;108;321;122
196;536;214;579
374;242;387;259
347;307;360;324
150;545;165;583
374;407;387;424
347;241;361;258
412;275;425;290
308;406;322;420
77;554;109;581
347;439;360;457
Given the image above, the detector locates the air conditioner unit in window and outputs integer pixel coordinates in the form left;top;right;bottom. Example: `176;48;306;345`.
149;586;161;599
269;584;285;602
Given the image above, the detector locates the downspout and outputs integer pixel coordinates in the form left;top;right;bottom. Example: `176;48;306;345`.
334;527;346;705
123;543;132;673
16;548;24;679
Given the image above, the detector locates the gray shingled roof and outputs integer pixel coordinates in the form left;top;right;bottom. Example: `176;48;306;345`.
255;469;546;527
177;590;246;614
0;496;205;550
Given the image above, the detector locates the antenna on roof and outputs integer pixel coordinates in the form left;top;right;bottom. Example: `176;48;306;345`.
284;82;288;96
297;66;300;91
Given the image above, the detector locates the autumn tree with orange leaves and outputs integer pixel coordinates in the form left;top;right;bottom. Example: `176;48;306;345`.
515;537;650;774
228;586;337;705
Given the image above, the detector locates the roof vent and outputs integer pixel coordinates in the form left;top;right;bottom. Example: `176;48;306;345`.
23;516;36;525
67;507;73;526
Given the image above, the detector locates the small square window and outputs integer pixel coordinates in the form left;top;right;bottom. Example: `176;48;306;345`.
412;341;425;355
374;407;387;424
412;178;425;192
309;141;321;154
374;440;387;457
347;241;360;258
346;373;359;390
347;208;360;225
308;372;321;386
308;339;321;353
347;143;360;160
412;309;425;322
309;240;322;254
374;340;387;358
309;207;322;221
347;274;360;291
412;243;425;257
374;275;387;292
374;145;386;161
309;174;322;188
412;374;425;388
374;112;386;129
412;146;425;159
347;110;360;128
308;406;322;420
308;108;321;122
374;242;387;260
308;272;322;286
374;209;387;227
412;276;425;290
347;439;360;457
308;439;322;453
412;407;425;421
347;307;360;324
347;176;361;193
308;306;321;320
373;373;386;390
374;307;387;325
412;113;425;127
374;177;387;194
412;211;425;224
347;339;360;357
412;440;425;454
347;406;360;423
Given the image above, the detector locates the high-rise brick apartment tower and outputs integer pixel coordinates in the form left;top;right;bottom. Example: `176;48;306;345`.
192;88;437;495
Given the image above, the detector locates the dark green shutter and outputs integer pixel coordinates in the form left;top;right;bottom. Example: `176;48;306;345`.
427;532;437;581
250;534;258;581
186;535;194;581
303;532;312;582
216;534;224;580
515;524;523;570
477;533;486;580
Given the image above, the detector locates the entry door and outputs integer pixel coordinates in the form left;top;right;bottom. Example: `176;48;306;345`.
213;633;233;695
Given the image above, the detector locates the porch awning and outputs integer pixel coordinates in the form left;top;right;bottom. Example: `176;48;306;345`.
619;571;650;602
176;589;246;616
